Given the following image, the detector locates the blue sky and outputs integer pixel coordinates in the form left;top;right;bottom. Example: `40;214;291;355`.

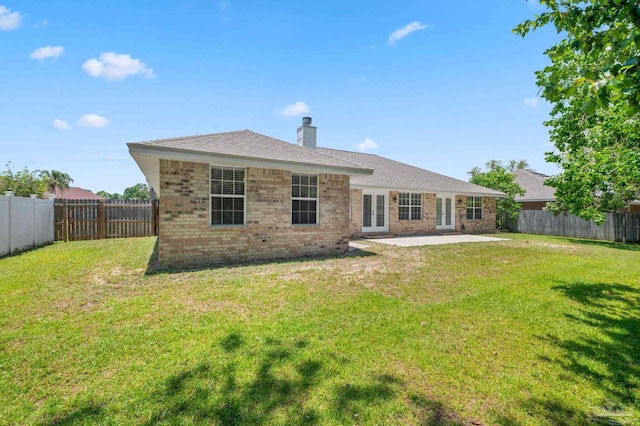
1;0;558;194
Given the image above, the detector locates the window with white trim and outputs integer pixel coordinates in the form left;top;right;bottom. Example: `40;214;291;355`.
211;166;245;225
399;193;421;220
466;196;483;220
292;173;318;225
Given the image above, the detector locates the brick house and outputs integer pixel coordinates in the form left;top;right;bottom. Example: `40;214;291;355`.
129;118;503;267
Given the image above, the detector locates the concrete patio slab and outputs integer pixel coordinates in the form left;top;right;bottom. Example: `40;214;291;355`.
357;234;508;247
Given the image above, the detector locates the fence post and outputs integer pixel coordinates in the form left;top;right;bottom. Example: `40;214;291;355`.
98;199;106;239
6;192;12;254
31;195;36;248
63;199;69;242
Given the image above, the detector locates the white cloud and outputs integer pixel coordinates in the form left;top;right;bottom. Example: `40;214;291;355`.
277;101;309;118
34;19;48;28
356;137;379;152
51;119;69;130
82;52;156;81
524;97;539;107
348;77;366;83
387;21;427;46
0;5;21;31
78;114;110;128
30;46;64;60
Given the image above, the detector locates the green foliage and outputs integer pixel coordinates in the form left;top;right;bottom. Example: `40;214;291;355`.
543;101;640;224
0;163;48;197
39;170;74;196
122;183;152;200
97;191;122;200
515;1;640;223
469;160;527;227
514;0;640;114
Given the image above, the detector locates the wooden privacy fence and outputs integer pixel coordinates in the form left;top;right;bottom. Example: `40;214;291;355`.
512;210;640;243
54;199;159;241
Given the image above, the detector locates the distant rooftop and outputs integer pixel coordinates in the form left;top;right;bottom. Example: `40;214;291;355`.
513;169;556;202
45;187;104;200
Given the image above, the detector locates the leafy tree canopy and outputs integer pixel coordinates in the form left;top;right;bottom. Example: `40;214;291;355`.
99;183;154;200
123;183;152;200
97;191;122;200
515;0;640;224
39;170;74;196
469;160;527;228
0;163;48;197
514;0;640;114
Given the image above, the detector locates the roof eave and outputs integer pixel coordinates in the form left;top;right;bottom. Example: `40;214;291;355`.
350;183;505;197
127;144;374;176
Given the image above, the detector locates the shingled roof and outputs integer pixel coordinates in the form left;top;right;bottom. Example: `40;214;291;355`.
318;148;504;196
129;129;504;197
128;130;375;193
128;130;371;173
513;169;556;202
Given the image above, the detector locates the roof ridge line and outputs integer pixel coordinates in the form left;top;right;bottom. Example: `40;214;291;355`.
129;129;254;145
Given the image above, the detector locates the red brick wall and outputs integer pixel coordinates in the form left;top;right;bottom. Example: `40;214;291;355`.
349;190;497;236
158;160;351;267
456;195;497;233
387;191;437;235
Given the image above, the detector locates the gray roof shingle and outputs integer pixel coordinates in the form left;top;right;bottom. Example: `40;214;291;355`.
128;130;371;173
317;148;504;196
513;169;556;201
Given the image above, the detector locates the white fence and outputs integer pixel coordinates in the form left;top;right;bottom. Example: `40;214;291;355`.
0;194;55;257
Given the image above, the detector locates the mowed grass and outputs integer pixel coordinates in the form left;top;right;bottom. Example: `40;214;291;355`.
1;234;639;425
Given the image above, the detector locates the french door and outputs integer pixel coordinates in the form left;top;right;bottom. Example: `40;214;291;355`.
436;195;455;230
362;192;388;233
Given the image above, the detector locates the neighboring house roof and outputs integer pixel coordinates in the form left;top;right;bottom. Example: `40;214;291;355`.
513;169;556;202
128;130;374;193
45;187;105;200
318;148;504;196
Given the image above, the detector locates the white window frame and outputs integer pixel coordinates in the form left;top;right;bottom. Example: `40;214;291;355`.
398;193;422;221
210;166;246;226
466;196;483;220
291;173;318;225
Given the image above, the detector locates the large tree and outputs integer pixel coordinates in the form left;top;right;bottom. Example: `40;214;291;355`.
469;160;527;228
515;0;640;223
122;183;152;200
514;0;640;113
39;170;74;197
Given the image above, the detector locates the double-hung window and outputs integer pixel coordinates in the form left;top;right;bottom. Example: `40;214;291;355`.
398;193;422;220
466;196;483;220
292;173;318;225
211;166;245;225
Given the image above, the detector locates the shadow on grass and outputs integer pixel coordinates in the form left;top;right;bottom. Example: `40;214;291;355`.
143;333;399;425
144;238;378;275
45;331;463;424
521;281;640;424
555;237;640;252
42;404;105;425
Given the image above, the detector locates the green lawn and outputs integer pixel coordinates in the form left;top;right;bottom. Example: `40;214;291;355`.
1;234;638;425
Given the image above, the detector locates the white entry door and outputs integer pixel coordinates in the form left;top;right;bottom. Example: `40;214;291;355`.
436;195;455;230
362;192;388;233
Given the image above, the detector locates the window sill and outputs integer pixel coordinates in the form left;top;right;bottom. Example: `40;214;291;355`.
209;224;246;229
